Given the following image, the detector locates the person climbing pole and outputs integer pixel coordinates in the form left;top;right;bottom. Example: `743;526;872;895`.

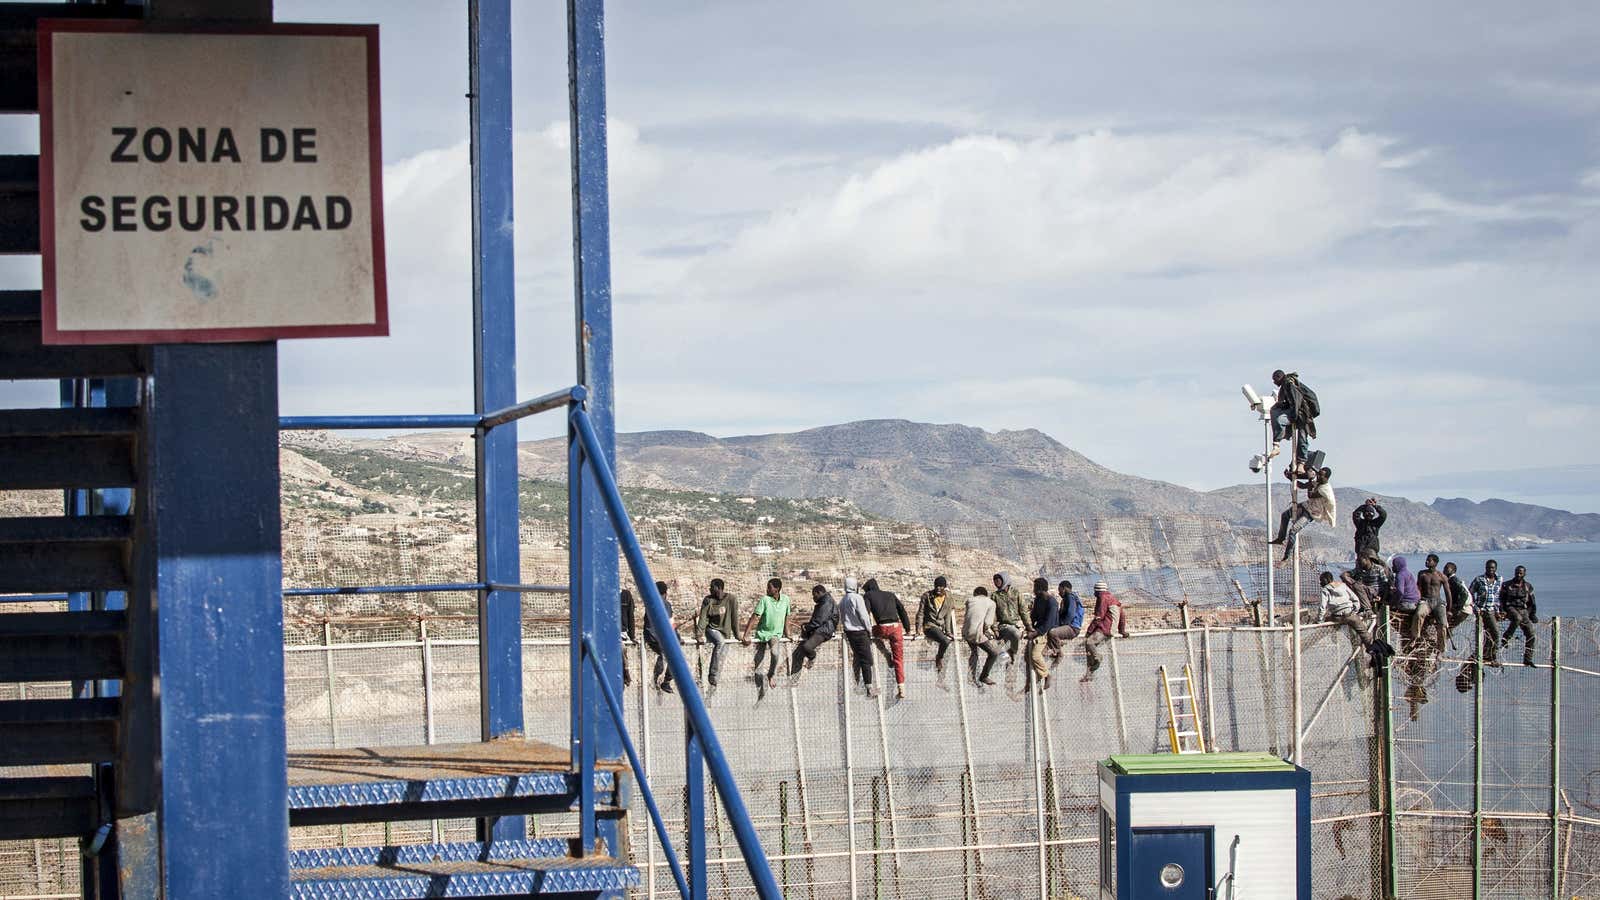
1268;466;1337;561
1352;498;1387;562
1499;565;1538;667
1268;369;1319;468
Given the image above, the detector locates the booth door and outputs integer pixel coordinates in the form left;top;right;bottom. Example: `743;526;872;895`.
1129;826;1212;899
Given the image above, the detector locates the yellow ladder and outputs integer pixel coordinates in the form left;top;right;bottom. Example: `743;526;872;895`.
1160;664;1207;754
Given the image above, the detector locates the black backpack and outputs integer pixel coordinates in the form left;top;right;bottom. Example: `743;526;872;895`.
1298;382;1321;419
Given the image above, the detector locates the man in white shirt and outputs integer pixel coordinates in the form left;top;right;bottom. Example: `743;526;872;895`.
962;587;1007;686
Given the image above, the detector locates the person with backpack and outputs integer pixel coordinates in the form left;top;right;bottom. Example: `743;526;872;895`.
1268;466;1337;561
1268;369;1319;468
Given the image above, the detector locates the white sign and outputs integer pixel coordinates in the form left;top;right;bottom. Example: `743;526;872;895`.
39;21;388;344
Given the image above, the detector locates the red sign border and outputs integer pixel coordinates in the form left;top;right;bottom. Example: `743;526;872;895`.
37;19;389;345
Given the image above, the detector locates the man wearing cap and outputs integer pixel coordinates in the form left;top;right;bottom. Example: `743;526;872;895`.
916;575;958;673
839;576;877;696
1082;581;1129;682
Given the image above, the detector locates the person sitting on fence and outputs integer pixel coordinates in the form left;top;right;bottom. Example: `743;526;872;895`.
864;577;912;699
1499;565;1538;668
962;586;1007;686
741;577;792;690
1469;560;1503;667
916;575;958;673
1412;554;1450;655
1048;580;1084;658
1443;562;1473;635
1319;571;1376;659
1268;466;1336;561
991;572;1026;662
1340;568;1374;614
1387;555;1423;644
619;588;636;686
839;576;878;697
1081;581;1128;683
790;583;838;680
694;578;739;687
643;580;685;694
1025;577;1060;690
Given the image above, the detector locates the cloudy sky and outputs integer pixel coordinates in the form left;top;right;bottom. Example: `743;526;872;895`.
5;1;1598;511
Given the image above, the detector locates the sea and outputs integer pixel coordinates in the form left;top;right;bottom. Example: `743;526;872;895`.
1391;541;1596;619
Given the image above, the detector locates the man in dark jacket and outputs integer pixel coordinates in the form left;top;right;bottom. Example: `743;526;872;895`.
1499;565;1537;667
1269;369;1318;466
790;584;839;679
1025;577;1060;690
1353;499;1387;562
864;578;912;699
916;576;957;672
620;589;637;685
991;573;1026;660
694;578;739;687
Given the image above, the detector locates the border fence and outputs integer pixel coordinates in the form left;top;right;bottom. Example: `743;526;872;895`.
4;515;1596;898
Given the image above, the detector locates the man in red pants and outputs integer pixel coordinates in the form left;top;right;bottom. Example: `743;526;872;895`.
863;577;912;699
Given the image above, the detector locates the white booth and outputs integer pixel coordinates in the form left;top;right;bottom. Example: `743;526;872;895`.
1098;752;1311;900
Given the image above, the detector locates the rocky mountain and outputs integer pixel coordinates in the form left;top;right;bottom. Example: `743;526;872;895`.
1430;497;1600;544
304;419;1588;554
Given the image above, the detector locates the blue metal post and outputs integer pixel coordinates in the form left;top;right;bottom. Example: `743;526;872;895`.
146;344;288;898
568;0;624;858
469;0;525;843
686;727;707;900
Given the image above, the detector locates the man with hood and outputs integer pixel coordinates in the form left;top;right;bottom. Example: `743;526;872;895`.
1353;498;1387;561
839;576;877;695
790;583;839;679
864;577;912;698
1268;369;1319;467
1499;565;1538;667
991;573;1026;661
694;578;739;687
962;586;1007;685
1025;577;1060;689
916;575;958;673
1082;582;1129;682
1269;466;1337;562
1388;555;1425;648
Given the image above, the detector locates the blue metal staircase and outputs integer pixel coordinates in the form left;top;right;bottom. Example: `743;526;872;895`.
0;1;780;897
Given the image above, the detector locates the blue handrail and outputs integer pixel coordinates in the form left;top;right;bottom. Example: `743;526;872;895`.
579;635;691;898
571;406;782;900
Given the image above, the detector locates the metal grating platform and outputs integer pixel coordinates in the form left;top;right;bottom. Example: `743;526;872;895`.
289;840;638;899
287;738;623;826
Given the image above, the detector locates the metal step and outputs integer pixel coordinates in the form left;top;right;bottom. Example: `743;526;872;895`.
0;408;139;488
287;738;622;827
289;839;638;899
0;697;120;765
0;515;133;593
0;610;126;682
0;291;145;379
0;775;98;840
0;154;36;254
0;3;143;113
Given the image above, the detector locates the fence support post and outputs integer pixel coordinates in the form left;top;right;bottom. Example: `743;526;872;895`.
951;640;983;900
840;638;858;900
687;725;706;900
421;619;436;746
1202;624;1217;752
1549;617;1561;900
1108;638;1129;753
1381;609;1399;900
323;621;338;747
1030;685;1047;900
639;640;656;900
1291;540;1302;766
1473;613;1483;900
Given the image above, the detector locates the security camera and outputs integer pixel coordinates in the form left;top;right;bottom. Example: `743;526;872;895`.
1241;384;1264;412
1248;454;1267;474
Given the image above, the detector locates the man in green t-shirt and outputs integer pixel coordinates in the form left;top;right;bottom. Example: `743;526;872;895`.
742;577;792;689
